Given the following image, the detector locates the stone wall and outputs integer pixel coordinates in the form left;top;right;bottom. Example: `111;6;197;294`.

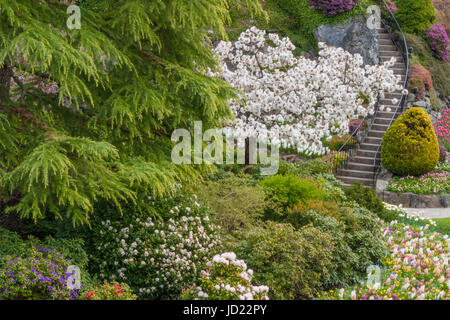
379;190;444;208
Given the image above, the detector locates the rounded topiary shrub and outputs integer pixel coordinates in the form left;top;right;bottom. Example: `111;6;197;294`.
381;107;439;176
394;0;436;34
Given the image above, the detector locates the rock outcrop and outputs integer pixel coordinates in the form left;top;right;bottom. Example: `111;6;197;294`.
314;17;379;65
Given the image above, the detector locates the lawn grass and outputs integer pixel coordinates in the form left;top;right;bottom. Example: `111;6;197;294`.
433;217;450;235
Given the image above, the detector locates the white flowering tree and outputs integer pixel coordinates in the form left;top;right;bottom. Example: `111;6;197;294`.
212;27;403;156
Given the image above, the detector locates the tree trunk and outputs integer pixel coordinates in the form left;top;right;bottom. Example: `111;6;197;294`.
0;58;11;110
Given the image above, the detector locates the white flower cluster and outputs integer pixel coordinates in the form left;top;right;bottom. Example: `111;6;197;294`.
199;252;269;300
383;202;437;227
94;195;221;298
212;27;402;155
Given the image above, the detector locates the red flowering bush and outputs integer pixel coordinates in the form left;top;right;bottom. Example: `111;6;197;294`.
81;282;137;300
423;24;450;62
435;109;450;152
308;0;359;16
408;65;433;100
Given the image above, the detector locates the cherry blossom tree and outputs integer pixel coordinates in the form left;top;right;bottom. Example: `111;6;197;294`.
212;27;403;156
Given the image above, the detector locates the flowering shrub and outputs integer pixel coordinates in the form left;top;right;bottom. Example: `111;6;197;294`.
423;24;450;62
308;0;360;16
408;65;433;100
212;27;401;156
435;110;450;152
382;0;398;13
0;246;79;300
318;219;450;300
81;282;137;300
181;252;269;300
87;192;222;299
387;171;450;194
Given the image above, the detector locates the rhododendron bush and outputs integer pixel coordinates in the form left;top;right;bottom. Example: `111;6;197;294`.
308;0;360;16
213;27;402;156
181;252;270;300
423;24;450;62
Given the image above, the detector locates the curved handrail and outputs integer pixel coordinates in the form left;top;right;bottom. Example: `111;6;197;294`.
372;0;409;182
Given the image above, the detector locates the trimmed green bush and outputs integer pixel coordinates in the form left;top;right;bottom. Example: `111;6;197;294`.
381;107;440;176
394;0;436;34
259;175;326;220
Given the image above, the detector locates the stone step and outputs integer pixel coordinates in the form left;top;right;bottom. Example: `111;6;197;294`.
380;50;402;57
374;117;394;125
371;123;390;131
380;38;394;45
380;99;401;105
367;130;385;138
391;68;406;75
356;149;379;158
377;28;389;34
346;162;377;171
376;111;398;118
350;156;381;165
336;175;374;187
384;92;404;99
337;169;374;180
359;143;379;151
379;33;391;39
380;44;397;51
364;136;383;145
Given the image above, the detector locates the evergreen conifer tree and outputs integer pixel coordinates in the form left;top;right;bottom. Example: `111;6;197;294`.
0;0;263;226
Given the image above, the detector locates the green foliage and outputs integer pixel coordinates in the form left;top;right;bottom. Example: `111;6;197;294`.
0;0;263;226
433;218;450;236
381;107;440;176
395;0;436;34
287;206;387;288
323;134;356;151
406;33;450;97
229;221;334;299
344;182;398;221
259;175;327;220
195;172;267;234
81;282;137;300
278;160;330;178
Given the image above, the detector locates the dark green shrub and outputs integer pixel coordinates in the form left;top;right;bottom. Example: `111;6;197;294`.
259;175;326;220
287;207;386;288
230;221;334;299
195;173;267;234
381;107;440;176
344;182;398;222
395;0;436;34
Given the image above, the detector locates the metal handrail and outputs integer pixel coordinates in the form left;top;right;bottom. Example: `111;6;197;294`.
372;0;410;183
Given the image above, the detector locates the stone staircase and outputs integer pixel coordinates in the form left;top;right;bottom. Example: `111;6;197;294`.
336;27;407;188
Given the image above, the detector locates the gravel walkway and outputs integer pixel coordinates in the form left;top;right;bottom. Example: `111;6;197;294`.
403;207;450;219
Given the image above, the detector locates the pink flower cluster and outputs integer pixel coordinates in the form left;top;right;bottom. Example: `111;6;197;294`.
388;171;450;194
423;24;450;62
435;109;450;149
382;0;398;13
308;0;359;17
